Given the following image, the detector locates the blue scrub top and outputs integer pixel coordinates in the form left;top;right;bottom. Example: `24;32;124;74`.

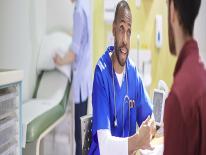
89;46;152;155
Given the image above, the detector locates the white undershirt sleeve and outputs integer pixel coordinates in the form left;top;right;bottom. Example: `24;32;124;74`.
97;129;128;155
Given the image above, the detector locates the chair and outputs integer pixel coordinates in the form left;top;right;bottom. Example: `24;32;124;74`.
22;32;73;155
80;114;93;155
22;70;71;155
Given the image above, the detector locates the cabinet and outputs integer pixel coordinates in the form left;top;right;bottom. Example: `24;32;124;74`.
0;70;23;155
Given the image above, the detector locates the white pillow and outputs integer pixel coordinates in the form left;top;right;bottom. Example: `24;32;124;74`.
56;65;71;80
37;32;72;79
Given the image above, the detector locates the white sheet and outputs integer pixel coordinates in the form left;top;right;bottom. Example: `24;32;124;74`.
37;32;72;72
54;48;71;80
36;70;68;100
55;64;71;81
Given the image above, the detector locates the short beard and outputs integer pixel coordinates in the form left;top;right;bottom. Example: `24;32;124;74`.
114;41;128;67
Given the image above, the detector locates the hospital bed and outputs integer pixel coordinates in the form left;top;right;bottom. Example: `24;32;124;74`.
22;32;72;155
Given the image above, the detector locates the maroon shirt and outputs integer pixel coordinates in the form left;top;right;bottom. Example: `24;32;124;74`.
164;39;206;155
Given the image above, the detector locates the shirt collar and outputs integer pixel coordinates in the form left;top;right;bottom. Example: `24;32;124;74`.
174;39;199;76
104;46;114;76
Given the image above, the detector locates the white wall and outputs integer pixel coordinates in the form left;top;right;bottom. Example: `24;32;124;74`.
0;0;36;101
0;0;74;101
194;0;206;63
46;0;74;34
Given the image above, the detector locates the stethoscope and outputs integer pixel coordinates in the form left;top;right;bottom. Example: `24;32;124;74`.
112;61;134;136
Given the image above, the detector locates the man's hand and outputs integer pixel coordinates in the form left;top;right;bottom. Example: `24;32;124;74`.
150;117;157;138
53;51;76;65
128;116;154;155
53;53;65;66
137;116;154;150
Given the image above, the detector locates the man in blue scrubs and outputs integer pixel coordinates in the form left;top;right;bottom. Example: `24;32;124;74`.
89;1;155;155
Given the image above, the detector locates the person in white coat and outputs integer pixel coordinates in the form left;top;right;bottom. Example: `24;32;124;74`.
53;0;92;155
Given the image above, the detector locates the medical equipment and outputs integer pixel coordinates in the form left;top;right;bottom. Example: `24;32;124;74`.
155;15;163;48
152;80;168;127
22;32;72;155
112;61;134;136
152;89;165;127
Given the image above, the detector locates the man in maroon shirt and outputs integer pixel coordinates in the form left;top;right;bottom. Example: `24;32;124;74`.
164;0;206;154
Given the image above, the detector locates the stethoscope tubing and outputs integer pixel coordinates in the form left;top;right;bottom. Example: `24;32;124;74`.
112;61;130;136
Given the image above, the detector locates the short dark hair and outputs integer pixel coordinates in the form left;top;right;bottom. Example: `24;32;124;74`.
114;0;131;23
169;0;201;35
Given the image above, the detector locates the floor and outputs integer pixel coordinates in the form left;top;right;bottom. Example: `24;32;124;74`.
38;97;92;155
40;103;75;155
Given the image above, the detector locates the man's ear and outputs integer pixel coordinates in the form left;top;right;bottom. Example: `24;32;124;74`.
170;1;175;26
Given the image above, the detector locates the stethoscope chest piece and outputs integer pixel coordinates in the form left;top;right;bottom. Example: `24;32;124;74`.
124;95;130;105
114;117;118;127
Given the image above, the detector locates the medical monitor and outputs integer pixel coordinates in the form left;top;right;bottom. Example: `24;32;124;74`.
152;89;166;127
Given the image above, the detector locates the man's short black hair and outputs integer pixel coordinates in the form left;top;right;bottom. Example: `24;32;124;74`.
114;0;131;23
170;0;201;35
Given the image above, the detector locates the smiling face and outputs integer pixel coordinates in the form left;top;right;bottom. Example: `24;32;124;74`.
113;6;132;67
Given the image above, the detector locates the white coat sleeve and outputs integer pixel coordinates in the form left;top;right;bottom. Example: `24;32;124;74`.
97;129;128;155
